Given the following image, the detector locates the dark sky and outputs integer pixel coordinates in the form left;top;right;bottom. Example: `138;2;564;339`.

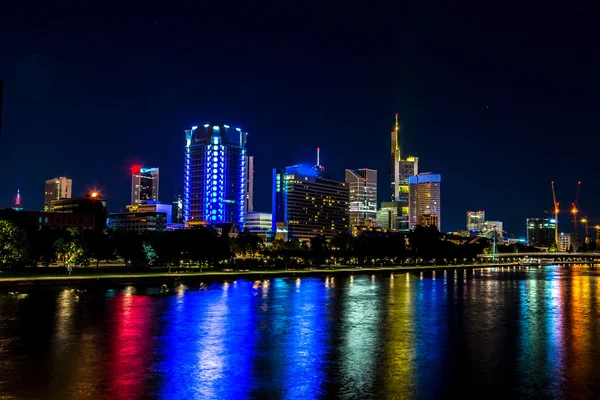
1;7;600;235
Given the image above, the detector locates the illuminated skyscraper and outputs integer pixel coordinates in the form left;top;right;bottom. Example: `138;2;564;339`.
408;173;441;231
526;218;555;247
184;124;247;228
345;169;377;227
44;177;72;211
131;166;159;204
467;210;485;231
390;114;418;231
245;155;254;212
272;163;349;241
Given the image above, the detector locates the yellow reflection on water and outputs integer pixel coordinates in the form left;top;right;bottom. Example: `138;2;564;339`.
381;273;415;397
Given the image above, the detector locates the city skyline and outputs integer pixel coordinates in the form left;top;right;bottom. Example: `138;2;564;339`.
1;14;599;235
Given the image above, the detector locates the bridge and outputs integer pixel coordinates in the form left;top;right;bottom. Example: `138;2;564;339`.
477;252;600;262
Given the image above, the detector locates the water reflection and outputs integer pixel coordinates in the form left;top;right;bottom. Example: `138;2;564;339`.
1;268;600;398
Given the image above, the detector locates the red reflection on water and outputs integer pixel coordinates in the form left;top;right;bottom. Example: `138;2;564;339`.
106;291;155;399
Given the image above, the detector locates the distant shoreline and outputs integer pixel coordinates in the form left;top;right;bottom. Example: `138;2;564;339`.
0;261;559;289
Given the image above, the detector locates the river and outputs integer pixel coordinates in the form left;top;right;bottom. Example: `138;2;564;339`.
1;265;599;399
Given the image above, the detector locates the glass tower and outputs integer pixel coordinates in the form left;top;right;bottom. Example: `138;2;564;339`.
345;168;377;227
408;173;441;231
272;164;349;240
390;114;418;231
131;166;159;205
184;124;247;228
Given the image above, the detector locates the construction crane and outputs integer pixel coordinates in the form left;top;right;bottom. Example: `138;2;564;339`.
570;181;582;231
551;181;559;245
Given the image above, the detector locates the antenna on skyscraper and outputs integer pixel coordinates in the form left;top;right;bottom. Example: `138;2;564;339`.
316;147;320;166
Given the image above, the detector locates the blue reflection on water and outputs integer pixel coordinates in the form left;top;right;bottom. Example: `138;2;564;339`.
156;281;258;399
282;277;331;399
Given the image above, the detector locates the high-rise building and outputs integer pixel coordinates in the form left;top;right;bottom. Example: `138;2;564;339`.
376;201;402;230
345;168;377;227
467;210;485;231
171;189;183;224
245;155;254;212
526;218;556;247
131;166;159;205
272;164;349;241
390;114;418;231
44;177;72;211
184;124;247;228
409;173;441;231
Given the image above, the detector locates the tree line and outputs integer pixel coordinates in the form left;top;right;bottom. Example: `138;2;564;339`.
0;211;539;270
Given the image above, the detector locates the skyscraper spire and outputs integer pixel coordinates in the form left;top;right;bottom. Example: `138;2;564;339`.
394;113;400;153
316;147;320;166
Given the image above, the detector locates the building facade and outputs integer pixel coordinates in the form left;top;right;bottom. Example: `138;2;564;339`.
28;212;95;230
131;166;159;205
171;189;183;224
467;210;485;231
408;173;441;231
184;124;247;228
345;168;377;227
47;192;107;231
390;114;418;231
526;218;556;247
245;155;254;212
244;212;272;237
558;232;579;252
126;202;172;224
44;177;72;211
108;211;167;233
272;164;349;241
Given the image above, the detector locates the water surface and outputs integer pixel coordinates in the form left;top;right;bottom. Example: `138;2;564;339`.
1;266;600;399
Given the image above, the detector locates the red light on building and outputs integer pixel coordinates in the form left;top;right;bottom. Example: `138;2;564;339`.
90;192;99;198
131;165;141;174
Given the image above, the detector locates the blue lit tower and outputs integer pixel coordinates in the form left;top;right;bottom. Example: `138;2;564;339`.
184;124;247;228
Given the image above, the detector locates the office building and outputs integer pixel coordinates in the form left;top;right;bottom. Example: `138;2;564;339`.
44;177;72;211
245;155;254;212
28;212;95;230
377;201;402;230
48;191;107;231
527;218;556;247
126;202;172;224
558;232;579;252
184;124;247;228
171;189;183;224
272;164;349;241
108;211;167;233
467;210;485;231
131;166;159;205
408;173;441;231
390;114;418;231
345;169;377;227
244;212;272;238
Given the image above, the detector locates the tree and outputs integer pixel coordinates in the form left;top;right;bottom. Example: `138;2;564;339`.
0;219;29;268
55;228;85;268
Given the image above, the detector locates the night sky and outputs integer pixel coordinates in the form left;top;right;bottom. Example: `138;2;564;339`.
1;8;600;235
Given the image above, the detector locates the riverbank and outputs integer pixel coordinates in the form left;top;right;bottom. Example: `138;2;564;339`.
0;262;529;288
